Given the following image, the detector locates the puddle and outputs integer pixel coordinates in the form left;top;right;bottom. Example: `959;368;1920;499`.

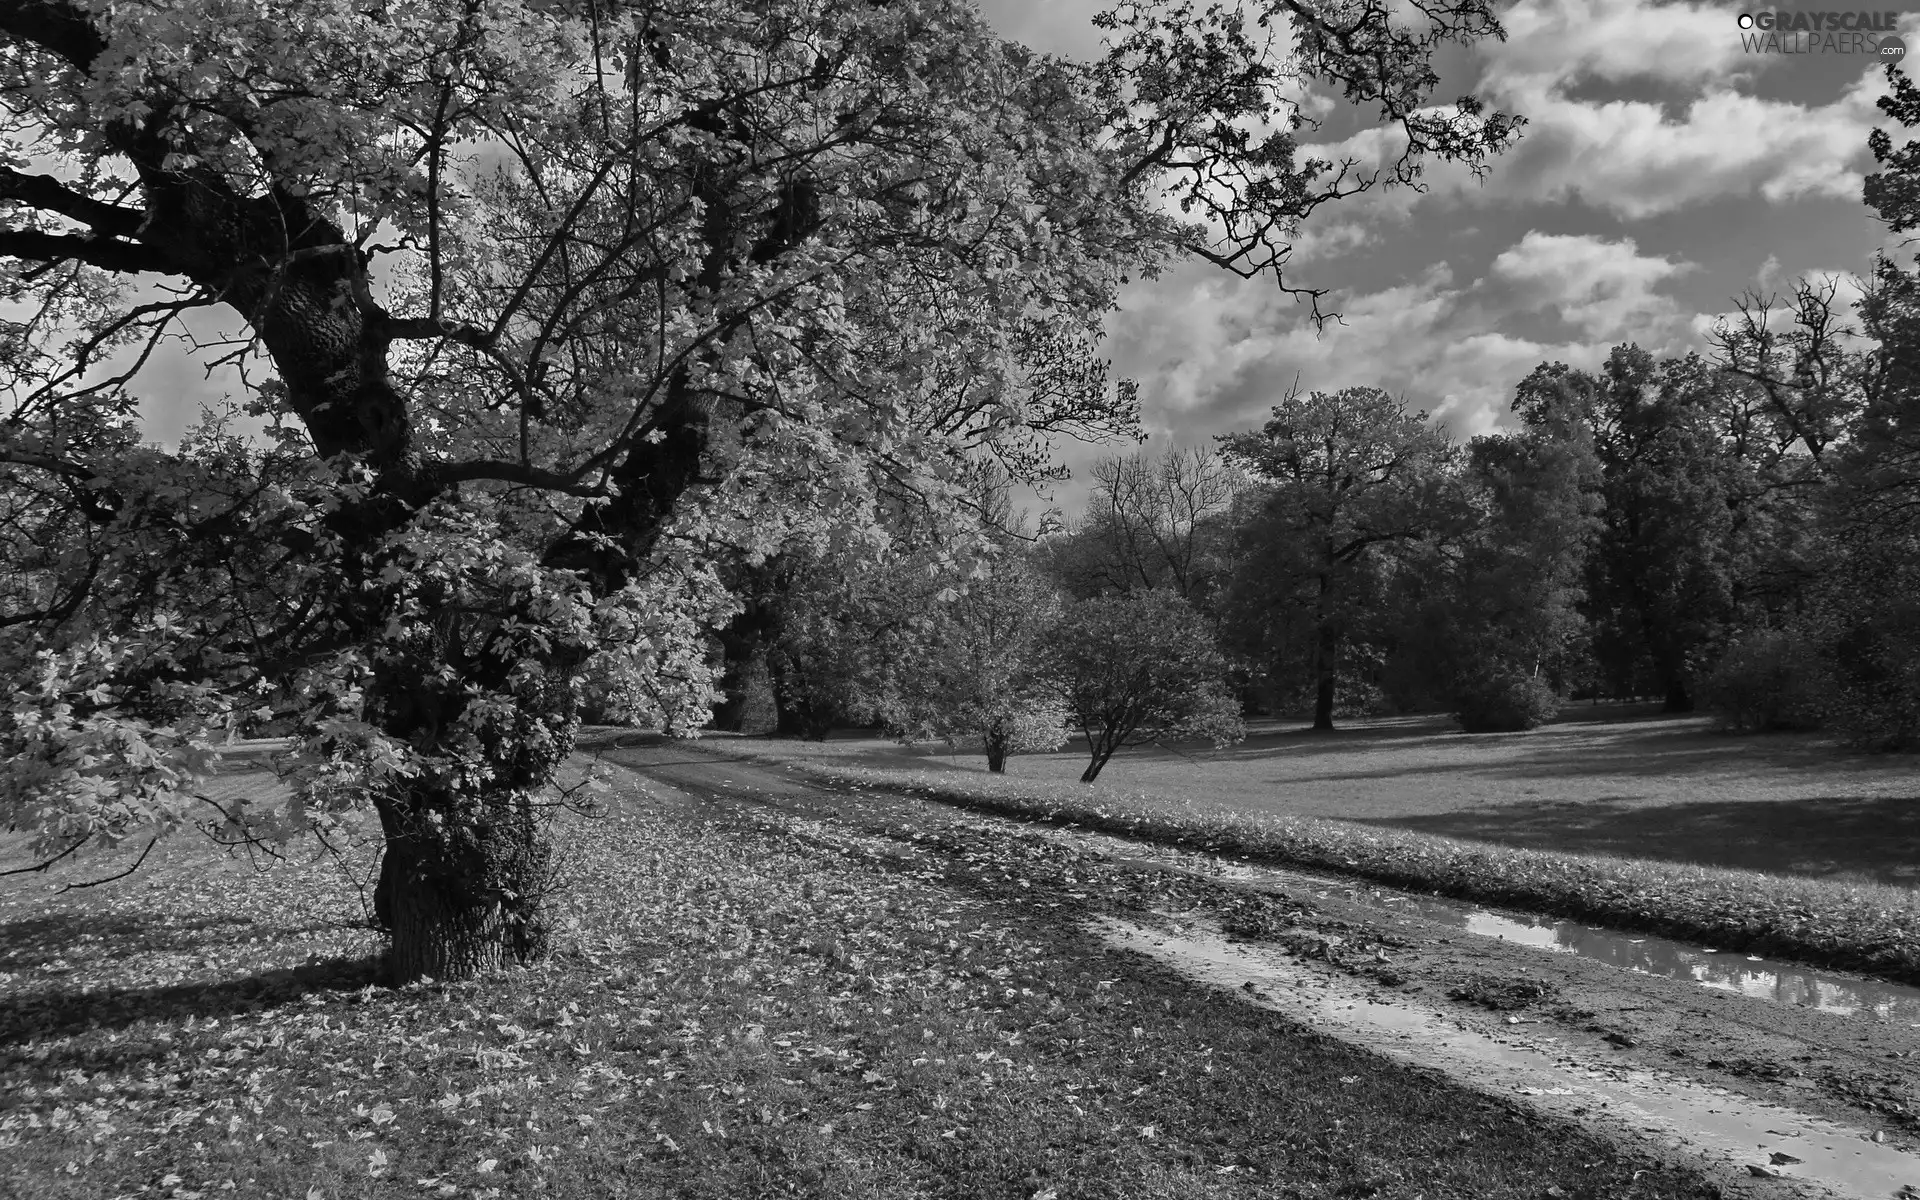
1097;915;1920;1200
1332;879;1920;1025
1079;832;1920;1025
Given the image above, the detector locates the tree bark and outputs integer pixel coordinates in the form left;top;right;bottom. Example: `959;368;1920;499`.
1079;743;1113;783
984;726;1009;774
1312;605;1339;731
372;786;553;984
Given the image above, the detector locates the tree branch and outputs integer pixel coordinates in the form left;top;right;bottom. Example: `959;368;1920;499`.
0;833;90;877
57;835;158;892
0;0;107;72
0;167;145;238
434;458;608;496
0;226;174;275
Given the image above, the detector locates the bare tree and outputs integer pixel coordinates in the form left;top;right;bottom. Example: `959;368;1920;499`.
1049;445;1244;603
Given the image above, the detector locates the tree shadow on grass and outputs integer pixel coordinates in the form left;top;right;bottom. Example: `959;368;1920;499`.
1355;793;1920;885
0;911;261;970
0;951;387;1052
1151;717;1899;784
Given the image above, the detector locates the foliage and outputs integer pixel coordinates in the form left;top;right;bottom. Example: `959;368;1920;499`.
1496;346;1826;713
1045;589;1242;782
1449;663;1560;734
1700;628;1830;734
762;554;928;739
1801;537;1920;751
1217;385;1460;729
1374;393;1603;717
886;557;1070;773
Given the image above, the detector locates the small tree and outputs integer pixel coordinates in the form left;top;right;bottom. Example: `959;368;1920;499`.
893;560;1069;773
1047;590;1243;783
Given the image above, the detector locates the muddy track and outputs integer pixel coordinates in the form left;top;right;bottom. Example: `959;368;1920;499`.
603;741;1920;1199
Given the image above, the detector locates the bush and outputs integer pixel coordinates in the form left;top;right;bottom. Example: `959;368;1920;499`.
1825;599;1920;751
1451;665;1559;732
1701;630;1829;733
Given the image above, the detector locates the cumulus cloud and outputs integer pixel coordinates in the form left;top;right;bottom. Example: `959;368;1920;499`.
1296;0;1906;219
1488;232;1696;340
1482;77;1885;217
1104;230;1707;451
1486;0;1762;91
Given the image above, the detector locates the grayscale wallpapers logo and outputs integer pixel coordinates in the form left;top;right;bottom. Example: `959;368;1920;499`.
1736;10;1906;55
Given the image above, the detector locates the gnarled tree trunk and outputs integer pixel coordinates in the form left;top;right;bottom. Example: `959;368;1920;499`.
372;786;552;983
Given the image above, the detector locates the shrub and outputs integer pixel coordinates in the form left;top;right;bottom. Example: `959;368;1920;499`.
1825;599;1920;751
1451;665;1559;732
1701;630;1829;733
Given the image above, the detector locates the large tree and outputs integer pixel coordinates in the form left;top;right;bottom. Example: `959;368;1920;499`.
1;0;1521;981
1582;348;1753;711
1378;375;1602;723
1218;385;1459;730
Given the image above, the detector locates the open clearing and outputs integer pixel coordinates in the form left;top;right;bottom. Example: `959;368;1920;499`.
755;707;1920;885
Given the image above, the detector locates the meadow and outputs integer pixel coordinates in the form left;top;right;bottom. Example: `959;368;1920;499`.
714;708;1920;987
768;706;1920;886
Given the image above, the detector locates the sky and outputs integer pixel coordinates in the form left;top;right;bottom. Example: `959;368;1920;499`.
971;0;1919;511
128;0;1919;518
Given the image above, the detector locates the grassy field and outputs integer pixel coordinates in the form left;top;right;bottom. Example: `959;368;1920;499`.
769;706;1920;886
711;721;1920;989
0;762;1715;1200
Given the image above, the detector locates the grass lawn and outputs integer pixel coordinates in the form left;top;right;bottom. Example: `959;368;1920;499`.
0;761;1714;1200
770;706;1920;886
710;724;1920;989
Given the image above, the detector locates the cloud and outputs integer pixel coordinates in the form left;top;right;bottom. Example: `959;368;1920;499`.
1483;77;1885;218
1297;0;1904;220
1488;231;1696;340
1106;231;1707;452
1287;219;1375;263
1485;0;1763;92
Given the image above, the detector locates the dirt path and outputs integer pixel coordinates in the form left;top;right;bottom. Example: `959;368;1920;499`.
606;739;1920;1200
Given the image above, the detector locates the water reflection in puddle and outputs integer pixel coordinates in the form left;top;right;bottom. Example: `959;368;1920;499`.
1101;839;1920;1024
1367;888;1920;1023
